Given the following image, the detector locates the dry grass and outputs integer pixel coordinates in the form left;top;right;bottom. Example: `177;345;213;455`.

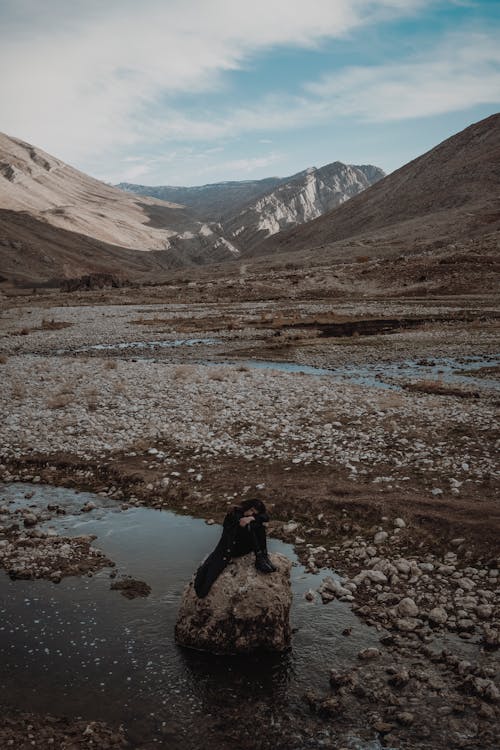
207;367;228;381
130;316;171;326
172;364;197;380
47;393;72;409
11;382;26;400
40;318;72;331
85;388;99;411
58;381;75;395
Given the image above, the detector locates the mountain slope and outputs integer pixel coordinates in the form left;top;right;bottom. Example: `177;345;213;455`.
119;160;385;255
259;113;500;258
0;132;189;251
0;133;245;281
223;162;384;253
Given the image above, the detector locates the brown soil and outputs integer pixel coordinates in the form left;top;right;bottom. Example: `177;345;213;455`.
3;449;499;564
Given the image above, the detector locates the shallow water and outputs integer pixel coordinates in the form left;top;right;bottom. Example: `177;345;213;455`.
225;356;500;392
0;484;381;748
57;337;220;354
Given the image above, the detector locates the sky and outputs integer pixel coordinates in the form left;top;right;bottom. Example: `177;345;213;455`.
0;0;499;186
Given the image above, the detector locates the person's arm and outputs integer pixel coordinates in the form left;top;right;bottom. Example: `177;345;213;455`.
252;511;269;524
223;509;241;529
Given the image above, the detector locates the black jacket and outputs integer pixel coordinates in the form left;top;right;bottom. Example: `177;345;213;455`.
194;508;269;598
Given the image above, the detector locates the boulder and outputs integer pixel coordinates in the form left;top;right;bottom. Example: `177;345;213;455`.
175;552;292;654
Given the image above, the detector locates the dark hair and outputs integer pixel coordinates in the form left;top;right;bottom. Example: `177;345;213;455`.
237;498;267;514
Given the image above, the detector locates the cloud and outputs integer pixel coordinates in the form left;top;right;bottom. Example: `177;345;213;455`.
155;29;500;141
0;0;429;164
199;153;282;175
303;31;500;122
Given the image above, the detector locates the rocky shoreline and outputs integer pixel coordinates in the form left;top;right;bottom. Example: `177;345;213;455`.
1;292;498;748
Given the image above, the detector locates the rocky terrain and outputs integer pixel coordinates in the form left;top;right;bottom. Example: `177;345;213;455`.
223;162;384;252
122;161;385;254
117;175;285;219
0;710;128;749
1;113;499;750
261;113;500;263
0;133;382;286
1;286;499;748
0;133;248;284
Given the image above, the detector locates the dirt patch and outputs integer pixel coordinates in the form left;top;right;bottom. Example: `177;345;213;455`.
402;380;481;398
0;707;128;749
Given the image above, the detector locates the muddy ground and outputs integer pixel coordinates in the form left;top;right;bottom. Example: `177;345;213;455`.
0;283;499;749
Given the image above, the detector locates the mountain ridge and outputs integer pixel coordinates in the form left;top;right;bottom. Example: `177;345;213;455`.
258;113;500;259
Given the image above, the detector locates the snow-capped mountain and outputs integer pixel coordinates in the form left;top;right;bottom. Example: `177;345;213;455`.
222;162;385;253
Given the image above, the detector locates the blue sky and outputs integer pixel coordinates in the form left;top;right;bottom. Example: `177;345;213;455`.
1;0;499;185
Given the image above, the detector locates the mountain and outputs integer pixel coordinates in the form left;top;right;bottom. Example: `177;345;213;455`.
222;162;384;253
0;133;244;282
117;177;284;220
259;113;500;259
0;132;383;284
118;160;384;255
0;132;187;251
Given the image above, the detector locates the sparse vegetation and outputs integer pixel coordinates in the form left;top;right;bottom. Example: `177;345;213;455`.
11;382;26;400
47;393;72;409
40;318;72;330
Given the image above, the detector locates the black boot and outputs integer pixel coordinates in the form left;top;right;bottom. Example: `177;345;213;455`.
248;523;277;573
255;551;276;574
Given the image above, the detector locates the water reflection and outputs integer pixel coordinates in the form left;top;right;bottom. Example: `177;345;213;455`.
0;483;380;747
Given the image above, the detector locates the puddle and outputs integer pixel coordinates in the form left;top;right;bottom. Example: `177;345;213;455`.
0;484;381;748
57;338;220;355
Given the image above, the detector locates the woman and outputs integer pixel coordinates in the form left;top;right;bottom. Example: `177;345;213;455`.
194;499;277;598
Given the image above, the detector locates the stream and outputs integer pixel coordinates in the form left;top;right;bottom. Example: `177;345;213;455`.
0;483;382;749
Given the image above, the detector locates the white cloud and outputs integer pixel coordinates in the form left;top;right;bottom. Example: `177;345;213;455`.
154;29;500;141
303;32;500;122
199;153;282;175
0;0;429;164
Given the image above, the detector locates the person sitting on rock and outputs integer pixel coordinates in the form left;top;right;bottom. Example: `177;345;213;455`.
194;498;277;598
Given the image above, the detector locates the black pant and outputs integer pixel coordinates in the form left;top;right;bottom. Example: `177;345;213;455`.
231;521;268;558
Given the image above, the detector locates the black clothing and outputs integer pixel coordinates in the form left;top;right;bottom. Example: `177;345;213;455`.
194;507;270;598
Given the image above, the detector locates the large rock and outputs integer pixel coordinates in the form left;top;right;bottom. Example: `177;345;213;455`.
175;552;292;654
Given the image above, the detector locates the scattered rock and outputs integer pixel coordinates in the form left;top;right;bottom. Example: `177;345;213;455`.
358;647;381;660
110;577;152;599
397;597;419;618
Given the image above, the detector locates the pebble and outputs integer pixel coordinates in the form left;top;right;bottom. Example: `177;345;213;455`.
358;648;381;660
397;597;419;618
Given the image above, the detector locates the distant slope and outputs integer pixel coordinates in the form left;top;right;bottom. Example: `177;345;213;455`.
260;113;500;258
118;160;384;255
0;133;245;281
223;162;384;253
0;132;188;251
0;209;238;285
117;177;284;220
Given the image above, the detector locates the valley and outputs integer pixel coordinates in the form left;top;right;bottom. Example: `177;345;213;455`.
1;279;498;748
